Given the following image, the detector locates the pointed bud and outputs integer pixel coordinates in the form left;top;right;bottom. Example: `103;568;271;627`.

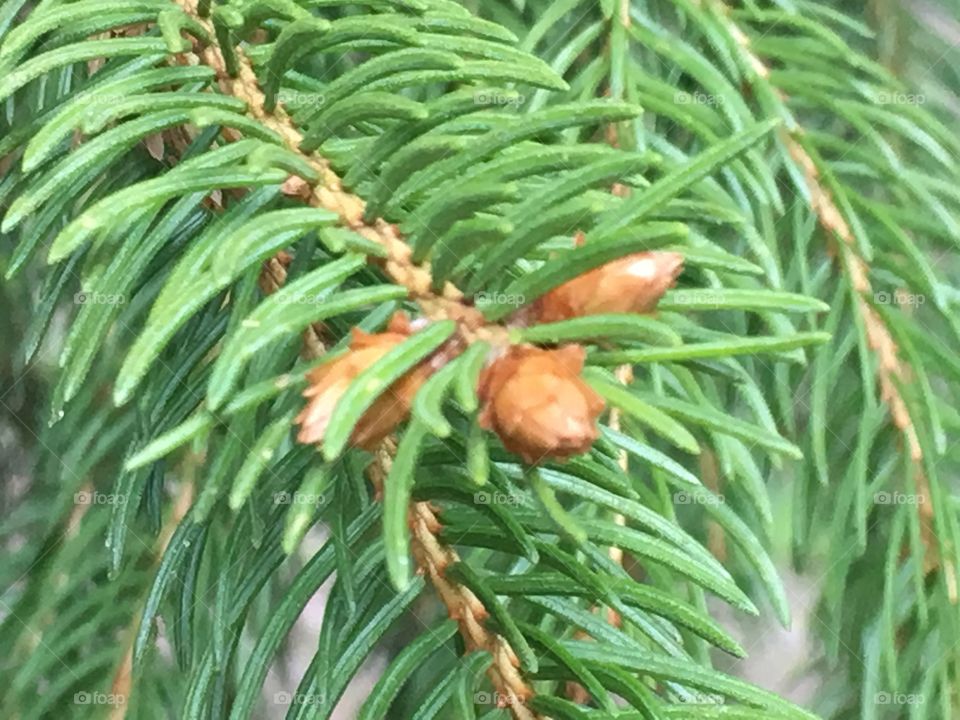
295;327;429;451
535;251;683;323
478;345;604;463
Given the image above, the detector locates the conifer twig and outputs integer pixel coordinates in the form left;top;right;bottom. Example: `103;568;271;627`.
409;500;541;718
365;447;543;719
162;5;547;710
706;0;946;589
169;0;510;349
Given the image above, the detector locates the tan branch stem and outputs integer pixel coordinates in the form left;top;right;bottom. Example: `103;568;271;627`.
367;447;543;719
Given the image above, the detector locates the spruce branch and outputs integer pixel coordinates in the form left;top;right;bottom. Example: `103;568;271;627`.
73;7;693;712
407;500;540;720
706;0;947;589
169;0;511;349
157;25;607;709
209;98;549;720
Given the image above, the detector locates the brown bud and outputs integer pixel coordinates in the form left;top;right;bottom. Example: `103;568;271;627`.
535;251;683;323
258;251;293;295
281;175;313;201
295;327;430;451
478;345;604;463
